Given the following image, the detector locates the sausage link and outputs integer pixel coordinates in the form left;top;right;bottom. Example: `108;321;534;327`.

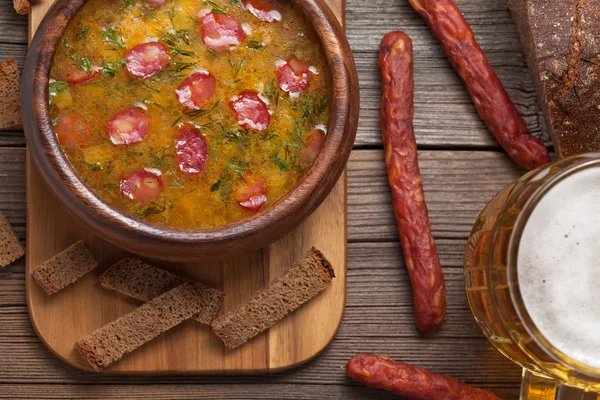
347;354;502;400
379;32;446;334
408;0;550;170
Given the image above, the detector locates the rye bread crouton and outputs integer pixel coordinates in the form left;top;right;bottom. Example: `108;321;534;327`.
32;241;97;295
0;210;24;267
98;258;224;324
13;0;30;15
75;283;202;371
0;58;21;129
211;247;334;349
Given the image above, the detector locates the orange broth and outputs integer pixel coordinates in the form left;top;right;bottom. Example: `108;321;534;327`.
49;0;332;229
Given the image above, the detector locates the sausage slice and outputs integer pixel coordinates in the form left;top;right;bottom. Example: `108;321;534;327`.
229;91;271;131
198;10;246;52
276;57;311;97
124;42;170;79
236;176;267;212
55;113;91;148
120;170;164;202
108;107;151;145
175;125;208;174
175;70;217;110
243;0;282;22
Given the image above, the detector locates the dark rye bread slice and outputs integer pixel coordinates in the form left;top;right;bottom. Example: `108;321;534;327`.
75;282;201;371
32;241;97;295
13;0;30;15
98;258;223;325
0;58;21;129
508;0;600;157
0;210;24;267
211;247;334;349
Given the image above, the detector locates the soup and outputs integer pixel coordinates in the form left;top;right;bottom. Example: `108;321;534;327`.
49;0;332;229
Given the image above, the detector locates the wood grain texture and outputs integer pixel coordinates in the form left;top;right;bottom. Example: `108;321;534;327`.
0;0;534;396
23;0;348;374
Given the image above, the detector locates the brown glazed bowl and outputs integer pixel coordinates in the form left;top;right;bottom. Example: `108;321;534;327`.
22;0;359;261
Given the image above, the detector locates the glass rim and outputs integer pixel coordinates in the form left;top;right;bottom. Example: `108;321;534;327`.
506;154;600;381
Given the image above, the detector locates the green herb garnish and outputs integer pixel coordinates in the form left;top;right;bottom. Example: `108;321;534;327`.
246;39;264;50
102;28;126;49
228;57;245;77
49;81;68;103
101;58;125;77
205;0;225;13
75;25;90;39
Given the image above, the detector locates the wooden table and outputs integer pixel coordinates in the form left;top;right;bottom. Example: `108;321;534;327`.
0;0;545;398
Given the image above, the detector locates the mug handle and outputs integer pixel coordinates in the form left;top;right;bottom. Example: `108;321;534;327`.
520;369;599;400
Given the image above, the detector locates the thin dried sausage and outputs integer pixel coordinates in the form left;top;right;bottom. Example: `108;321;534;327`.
379;32;445;334
407;0;550;170
347;354;502;400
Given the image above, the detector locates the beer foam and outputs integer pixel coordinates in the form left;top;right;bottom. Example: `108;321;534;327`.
518;166;600;370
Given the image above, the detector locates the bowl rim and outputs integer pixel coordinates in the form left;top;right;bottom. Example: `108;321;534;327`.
22;0;359;260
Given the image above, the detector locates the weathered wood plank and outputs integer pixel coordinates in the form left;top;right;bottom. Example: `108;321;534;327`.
0;0;27;46
0;383;520;400
0;0;547;149
0;336;519;388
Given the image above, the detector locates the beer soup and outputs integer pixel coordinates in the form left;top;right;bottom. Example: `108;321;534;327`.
49;0;332;229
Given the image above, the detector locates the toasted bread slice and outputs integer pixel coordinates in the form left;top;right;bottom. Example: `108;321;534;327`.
98;258;223;324
211;247;334;349
32;241;97;295
0;210;24;267
75;283;202;371
0;58;21;128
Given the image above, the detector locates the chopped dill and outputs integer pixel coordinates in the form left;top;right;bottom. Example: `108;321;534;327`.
134;198;168;218
228;57;244;77
101;58;125;77
206;48;217;57
227;161;249;179
182;101;219;120
103;28;126;49
49;81;68;103
205;0;225;13
75;25;90;39
166;7;178;27
271;153;289;172
163;31;195;57
73;54;93;74
246;39;264;50
141;80;160;93
172;61;197;73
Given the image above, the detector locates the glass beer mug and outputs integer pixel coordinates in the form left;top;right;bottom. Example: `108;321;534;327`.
464;154;600;400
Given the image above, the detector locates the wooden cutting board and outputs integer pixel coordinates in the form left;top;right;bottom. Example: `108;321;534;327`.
26;0;347;374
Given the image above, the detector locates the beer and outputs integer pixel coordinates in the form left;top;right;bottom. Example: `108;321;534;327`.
464;155;600;399
518;167;600;371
